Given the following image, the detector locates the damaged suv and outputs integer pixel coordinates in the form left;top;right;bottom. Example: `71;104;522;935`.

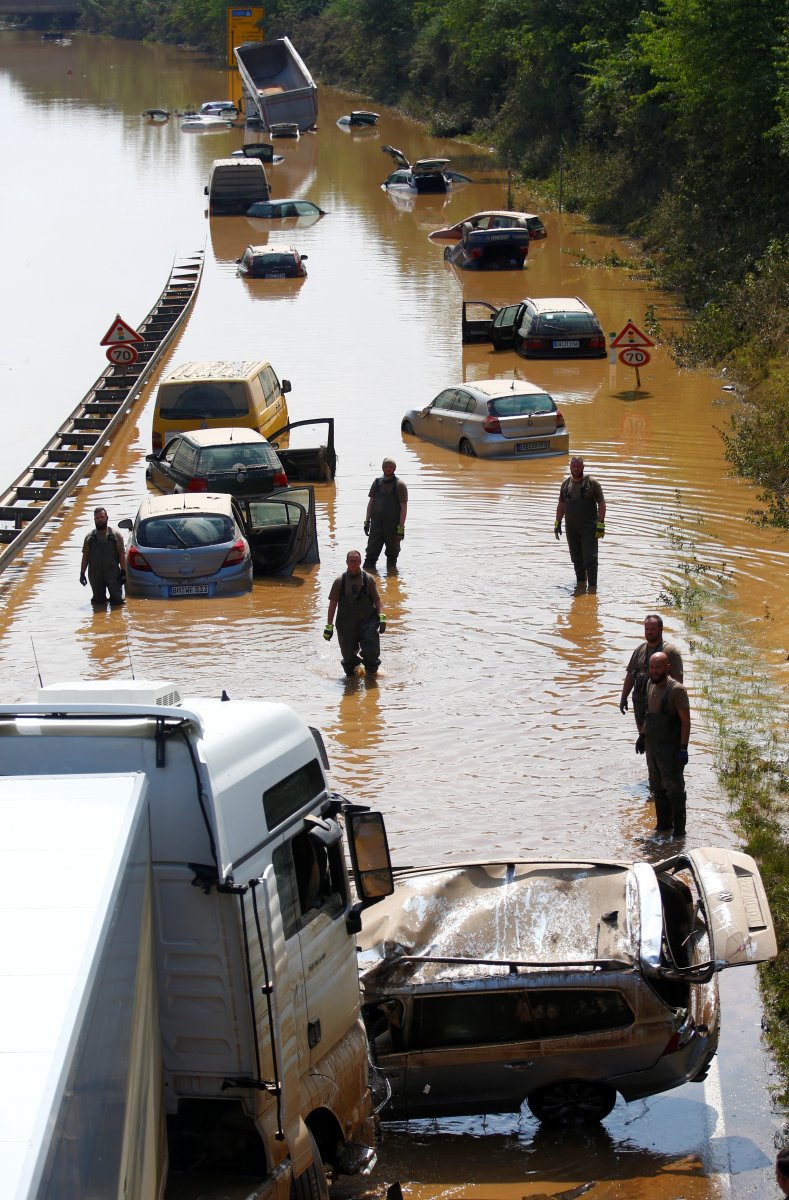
358;850;775;1126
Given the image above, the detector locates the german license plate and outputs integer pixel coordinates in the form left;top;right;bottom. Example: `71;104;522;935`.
169;584;210;597
516;440;550;453
267;272;286;278
553;339;579;349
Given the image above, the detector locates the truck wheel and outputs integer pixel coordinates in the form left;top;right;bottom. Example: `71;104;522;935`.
291;1133;329;1200
526;1081;615;1126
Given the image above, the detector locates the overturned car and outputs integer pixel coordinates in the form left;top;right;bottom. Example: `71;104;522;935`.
358;851;775;1126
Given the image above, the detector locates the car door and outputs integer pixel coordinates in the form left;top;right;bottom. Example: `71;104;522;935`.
461;300;501;344
417;390;459;447
238;486;318;576
268;418;336;481
146;438;182;492
490;303;523;349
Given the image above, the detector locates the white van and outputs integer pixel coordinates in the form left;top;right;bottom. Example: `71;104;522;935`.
206;157;270;215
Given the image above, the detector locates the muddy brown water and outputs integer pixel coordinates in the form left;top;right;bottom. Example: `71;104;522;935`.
0;30;786;1198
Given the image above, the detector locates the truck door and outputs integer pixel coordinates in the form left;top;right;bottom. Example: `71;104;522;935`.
273;821;361;1072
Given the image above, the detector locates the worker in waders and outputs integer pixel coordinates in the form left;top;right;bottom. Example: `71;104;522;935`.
363;457;408;574
79;506;126;606
619;613;684;729
636;651;691;837
554;456;605;593
324;550;386;676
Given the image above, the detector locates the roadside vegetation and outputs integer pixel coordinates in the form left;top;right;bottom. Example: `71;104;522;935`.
659;506;789;1112
35;0;788;526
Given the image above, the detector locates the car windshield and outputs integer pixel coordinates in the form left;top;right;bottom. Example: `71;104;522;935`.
536;313;597;334
158;383;249;418
250;253;296;269
137;515;235;548
490;394;555;417
199;445;277;472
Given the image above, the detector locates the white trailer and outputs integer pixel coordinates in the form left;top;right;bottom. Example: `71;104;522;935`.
234;37;318;132
0;680;393;1199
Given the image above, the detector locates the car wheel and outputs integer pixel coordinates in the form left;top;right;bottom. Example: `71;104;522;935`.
459;439;476;457
526;1081;616;1126
401;420;414;434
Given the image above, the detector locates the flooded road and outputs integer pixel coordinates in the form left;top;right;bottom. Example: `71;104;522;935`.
0;30;786;1198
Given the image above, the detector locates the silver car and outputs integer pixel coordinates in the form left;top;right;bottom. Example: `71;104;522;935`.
401;379;568;458
119;492;253;599
359;849;776;1126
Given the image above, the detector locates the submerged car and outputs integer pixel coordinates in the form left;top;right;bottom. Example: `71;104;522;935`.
119;492;253;599
401;379;568;458
463;296;607;358
358;850;776;1126
381;144;472;195
429;210;547;242
237;244;308;278
121;485;321;588
246;198;326;222
442;221;530;270
145;428;289;498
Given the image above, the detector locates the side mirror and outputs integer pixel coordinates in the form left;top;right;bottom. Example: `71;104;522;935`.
145;453;158;463
281;379;292;394
301;254;308;260
347;810;394;908
118;519;133;532
204;185;208;195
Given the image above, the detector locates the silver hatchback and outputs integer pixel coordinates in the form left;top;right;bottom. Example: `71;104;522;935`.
119;492;253;599
401;379;568;458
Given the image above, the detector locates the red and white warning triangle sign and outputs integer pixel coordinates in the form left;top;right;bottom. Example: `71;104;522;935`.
611;320;654;348
100;314;144;345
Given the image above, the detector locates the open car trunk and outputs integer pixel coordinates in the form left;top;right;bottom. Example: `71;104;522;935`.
239;485;318;576
268;418;336;482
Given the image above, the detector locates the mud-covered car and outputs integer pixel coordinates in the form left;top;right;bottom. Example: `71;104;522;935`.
442;221;530;270
358;850;776;1126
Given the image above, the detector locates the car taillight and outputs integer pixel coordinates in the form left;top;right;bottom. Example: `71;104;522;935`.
471;248;482;259
661;1016;696;1056
273;469;289;487
152;432;163;451
222;539;247;567
556;409;565;428
128;546;152;572
524;337;545;351
590;334;606;350
186;477;208;492
482;414;501;433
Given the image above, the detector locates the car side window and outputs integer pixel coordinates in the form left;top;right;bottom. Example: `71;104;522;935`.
161;440;180;465
432;390;457;412
172;443;197;474
273;828;347;938
530;989;634;1039
450;392;476;413
411;991;537;1050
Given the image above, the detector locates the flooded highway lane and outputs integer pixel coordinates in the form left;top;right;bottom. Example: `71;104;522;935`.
0;30;786;1198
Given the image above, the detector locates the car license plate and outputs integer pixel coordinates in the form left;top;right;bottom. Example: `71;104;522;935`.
267;272;286;278
553;339;579;349
169;584;210;597
516;440;550;453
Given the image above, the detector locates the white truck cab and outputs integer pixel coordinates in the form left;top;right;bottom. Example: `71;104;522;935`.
0;680;393;1199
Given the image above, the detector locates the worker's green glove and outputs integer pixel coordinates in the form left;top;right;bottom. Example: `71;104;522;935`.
323;623;334;641
396;524;405;538
378;614;387;634
363;519;371;536
554;520;562;540
595;521;605;539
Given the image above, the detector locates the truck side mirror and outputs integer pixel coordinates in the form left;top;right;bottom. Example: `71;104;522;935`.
347;810;394;910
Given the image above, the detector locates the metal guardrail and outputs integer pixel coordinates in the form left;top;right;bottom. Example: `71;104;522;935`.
0;251;204;575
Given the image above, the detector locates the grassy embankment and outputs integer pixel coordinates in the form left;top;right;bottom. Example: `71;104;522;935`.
656;504;788;1114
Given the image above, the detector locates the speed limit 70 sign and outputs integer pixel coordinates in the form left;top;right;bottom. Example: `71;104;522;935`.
618;347;651;367
106;344;139;365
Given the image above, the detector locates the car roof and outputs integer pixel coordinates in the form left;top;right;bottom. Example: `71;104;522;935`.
243;244;298;256
457;378;553;400
174;428;270;448
161;361;269;382
525;296;594;314
468;210;542;221
134;492;237;520
358;861;637;990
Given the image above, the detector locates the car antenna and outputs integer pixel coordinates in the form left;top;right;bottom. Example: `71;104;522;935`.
30;635;43;687
126;633;136;680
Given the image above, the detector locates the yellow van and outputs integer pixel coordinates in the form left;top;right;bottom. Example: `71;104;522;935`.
151;360;291;451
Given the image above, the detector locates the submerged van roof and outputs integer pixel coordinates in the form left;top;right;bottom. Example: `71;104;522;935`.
160;361;269;383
